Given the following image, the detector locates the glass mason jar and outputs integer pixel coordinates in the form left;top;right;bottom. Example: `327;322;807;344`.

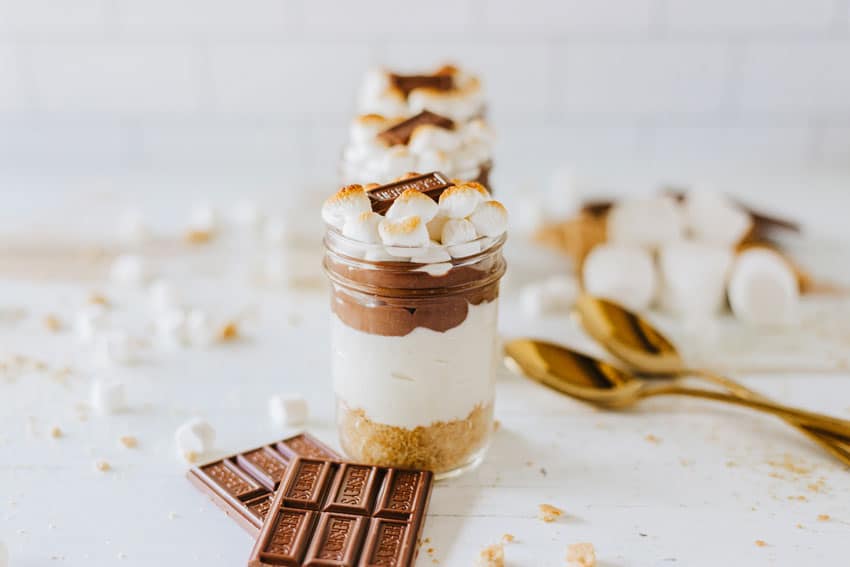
323;229;507;479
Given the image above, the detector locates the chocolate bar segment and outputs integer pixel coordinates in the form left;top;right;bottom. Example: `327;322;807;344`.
376;110;454;147
368;171;454;215
186;433;340;536
248;457;434;567
390;73;454;97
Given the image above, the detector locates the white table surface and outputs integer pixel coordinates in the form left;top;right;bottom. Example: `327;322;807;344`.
1;172;849;566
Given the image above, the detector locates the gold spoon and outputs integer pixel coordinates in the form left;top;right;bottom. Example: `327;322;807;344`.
572;294;850;464
503;338;850;446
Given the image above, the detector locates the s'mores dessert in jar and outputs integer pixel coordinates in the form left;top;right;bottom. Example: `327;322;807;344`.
358;64;485;123
322;172;508;478
341;111;493;187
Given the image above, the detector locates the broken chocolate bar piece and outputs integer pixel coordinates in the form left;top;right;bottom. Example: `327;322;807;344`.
376;110;455;147
186;433;339;536
248;457;433;567
367;171;454;215
390;73;454;97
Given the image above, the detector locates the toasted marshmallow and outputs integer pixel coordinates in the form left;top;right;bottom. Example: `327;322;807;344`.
342;211;383;244
321;185;371;229
462;118;495;145
268;394;309;427
658;241;733;317
378;215;430;248
441;218;477;246
607;196;684;248
410;242;452;264
174;418;215;457
438;184;484;219
583;244;657;311
385;189;439;222
379;147;418;181
416;148;452;174
350;114;390;145
469;200;508;237
728;248;799;327
408;125;461;155
91;380;126;415
684;190;753;246
426;215;448;241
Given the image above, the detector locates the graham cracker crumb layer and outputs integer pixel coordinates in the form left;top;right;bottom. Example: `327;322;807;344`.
338;402;492;473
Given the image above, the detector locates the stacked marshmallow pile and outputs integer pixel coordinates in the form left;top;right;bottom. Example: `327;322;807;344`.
341;114;493;185
580;191;801;328
358;65;485;122
322;177;508;266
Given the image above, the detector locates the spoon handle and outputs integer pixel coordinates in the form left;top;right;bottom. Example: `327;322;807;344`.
645;385;850;438
688;369;850;466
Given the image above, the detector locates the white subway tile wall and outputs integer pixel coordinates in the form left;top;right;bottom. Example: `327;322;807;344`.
0;0;847;181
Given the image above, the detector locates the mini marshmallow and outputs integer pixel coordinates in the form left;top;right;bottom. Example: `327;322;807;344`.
410;242;452;264
583;243;657;311
186;309;216;347
342;211;383;243
462;118;495;145
349;114;390;144
448;241;481;258
684;190;753;246
109;254;148;286
658;241;733;317
231;199;263;229
408;125;461;155
416;148;452;174
378;215;430;248
74;305;107;344
188;203;218;233
441;218;477;246
149;279;180;314
321;185;371;229
438;184;484;219
426;215;449;241
469;200;508;237
174;418;215;456
91;330;136;367
379;147;417;181
385;189;439;222
91;380;126;415
606;196;685;248
728;248;799;327
155;308;188;349
545;166;581;221
268;394;309;427
519;275;579;317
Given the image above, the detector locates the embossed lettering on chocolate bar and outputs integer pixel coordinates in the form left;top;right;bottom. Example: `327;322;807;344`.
280;434;336;459
340;465;370;505
202;461;258;499
386;471;419;513
240;448;287;486
318;516;356;560
370;521;407;564
288;460;324;502
377;110;455;147
368;172;454;214
265;509;309;555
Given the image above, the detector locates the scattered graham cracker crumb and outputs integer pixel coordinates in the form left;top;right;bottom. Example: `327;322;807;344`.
49;426;63;439
796;523;805;529
755;540;767;547
788;495;807;502
493;419;501;432
427;547;434;554
119;436;138;449
475;543;504;567
538;503;564;523
183;450;199;463
94;460;111;472
218;321;239;342
566;542;596;567
501;534;515;543
89;293;110;306
185;229;213;244
44;315;63;332
817;514;831;522
644;434;661;444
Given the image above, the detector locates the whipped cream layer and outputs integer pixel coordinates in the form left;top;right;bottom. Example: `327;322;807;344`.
358;65;485;123
331;300;499;429
341;115;493;185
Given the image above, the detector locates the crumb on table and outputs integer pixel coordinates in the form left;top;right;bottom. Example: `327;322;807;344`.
49;426;63;438
502;533;515;543
817;514;831;522
538;503;564;523
119;435;138;449
94;460;111;472
475;543;504;567
566;542;596;567
218;322;239;342
755;540;767;547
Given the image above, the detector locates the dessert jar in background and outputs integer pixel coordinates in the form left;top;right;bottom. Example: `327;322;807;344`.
321;174;508;478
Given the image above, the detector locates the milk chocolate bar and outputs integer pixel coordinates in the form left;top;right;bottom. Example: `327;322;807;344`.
368;171;454;214
187;433;339;536
390;73;454;97
377;110;455;147
248;457;433;567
